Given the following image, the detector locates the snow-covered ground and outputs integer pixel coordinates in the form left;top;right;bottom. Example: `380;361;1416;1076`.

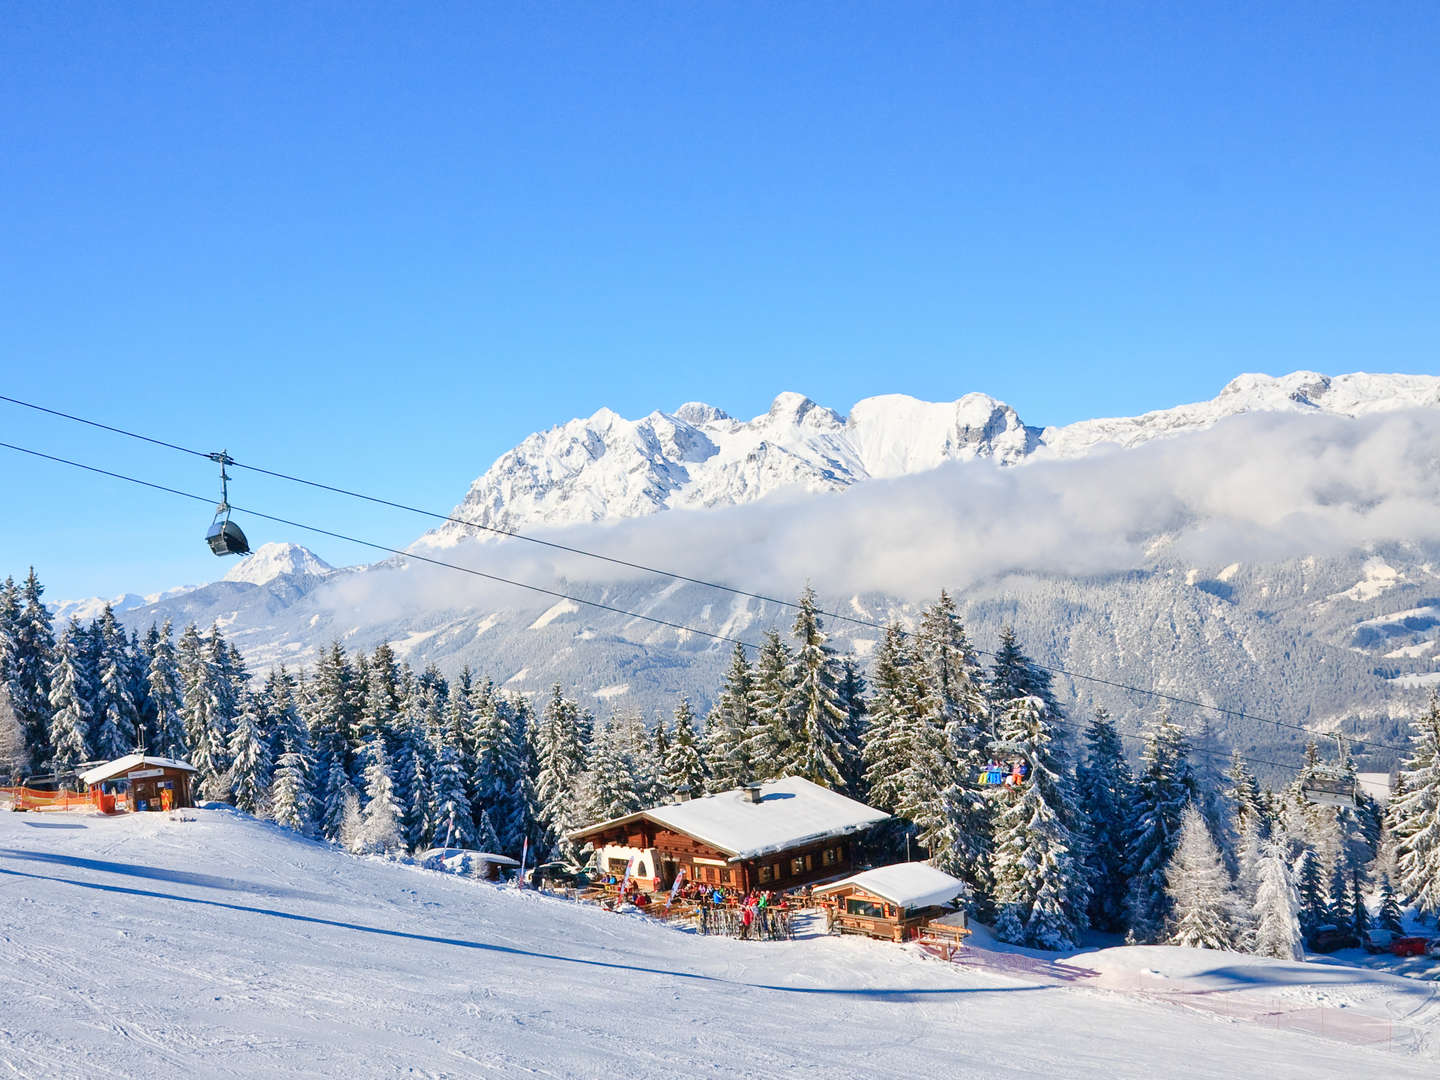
1;809;1436;1078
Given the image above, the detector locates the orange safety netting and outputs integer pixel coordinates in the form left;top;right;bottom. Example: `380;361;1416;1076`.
0;786;107;812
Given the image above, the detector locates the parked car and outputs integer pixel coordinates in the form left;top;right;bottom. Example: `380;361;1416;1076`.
1362;928;1397;953
1391;935;1430;957
1309;924;1360;953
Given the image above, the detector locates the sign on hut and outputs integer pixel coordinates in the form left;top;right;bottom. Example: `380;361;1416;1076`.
568;776;891;893
814;863;968;942
79;755;198;813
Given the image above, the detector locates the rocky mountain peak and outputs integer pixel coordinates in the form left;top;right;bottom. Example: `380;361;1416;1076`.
222;543;335;587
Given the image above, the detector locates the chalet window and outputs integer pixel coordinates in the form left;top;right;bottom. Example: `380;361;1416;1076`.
608;858;629;874
758;865;773;884
791;856;805;876
821;848;837;866
804;854;813;871
772;862;783;880
719;869;732;884
845;898;885;919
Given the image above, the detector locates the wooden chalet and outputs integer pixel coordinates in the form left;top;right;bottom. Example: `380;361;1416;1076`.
79;755;197;813
568;776;890;893
814;862;967;942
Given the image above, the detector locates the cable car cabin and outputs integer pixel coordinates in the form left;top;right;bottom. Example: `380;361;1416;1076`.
204;450;250;556
1302;772;1357;809
206;516;251;556
814;863;968;943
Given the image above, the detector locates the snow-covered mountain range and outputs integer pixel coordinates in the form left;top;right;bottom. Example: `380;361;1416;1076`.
79;370;1440;771
416;370;1440;546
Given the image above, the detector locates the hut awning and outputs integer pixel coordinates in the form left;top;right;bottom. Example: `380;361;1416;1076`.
569;776;890;861
79;755;198;786
814;863;967;911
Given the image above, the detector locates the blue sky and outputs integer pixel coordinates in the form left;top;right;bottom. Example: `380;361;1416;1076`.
2;2;1437;601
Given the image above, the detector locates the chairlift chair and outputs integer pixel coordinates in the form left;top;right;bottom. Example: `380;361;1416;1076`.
204;451;251;556
1301;770;1356;809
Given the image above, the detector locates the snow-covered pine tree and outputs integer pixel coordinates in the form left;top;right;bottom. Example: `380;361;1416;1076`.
662;697;706;800
532;685;592;859
268;745;316;835
177;624;221;794
93;605;139;760
745;630;795;783
319;756;358;844
47;618;95;775
614;710;659;806
357;642;401;751
650;712;670;799
1252;838;1305;960
471;690;532;855
838;658;868;789
1231;814;1264;950
1350;869;1370;938
988;625;1057;713
582;718;641;823
227;691;273;814
0;577;17;688
705;643;756;792
392;700;435;853
989;695;1089;949
429;738;476;850
1124;712;1195;942
474;808;501;855
786;586;858;790
0;683;26;783
337;788;365;853
306;643;358;777
1165;803;1237;950
1377;872;1404;933
1075;708;1135;933
144;621;186;758
444;666;475;763
860;623;918;814
1227;751;1267;836
11;570;56;767
1325;859;1352;929
358;737;403;855
911;596;994;899
1294;848;1327;938
1388;691;1440;918
262;666;306;759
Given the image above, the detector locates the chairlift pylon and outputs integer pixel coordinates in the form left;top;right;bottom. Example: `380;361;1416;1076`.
204;450;251;556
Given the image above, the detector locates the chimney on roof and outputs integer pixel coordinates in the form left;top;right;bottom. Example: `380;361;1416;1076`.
743;782;764;804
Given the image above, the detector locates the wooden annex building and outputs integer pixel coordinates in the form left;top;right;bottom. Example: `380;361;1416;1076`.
79;755;197;813
814;862;968;942
568;776;890;893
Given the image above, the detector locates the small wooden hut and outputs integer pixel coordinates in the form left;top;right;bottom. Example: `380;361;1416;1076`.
814;863;967;942
568;776;891;893
79;755;197;812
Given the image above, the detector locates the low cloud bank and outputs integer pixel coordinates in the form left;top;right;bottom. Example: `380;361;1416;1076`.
320;408;1440;620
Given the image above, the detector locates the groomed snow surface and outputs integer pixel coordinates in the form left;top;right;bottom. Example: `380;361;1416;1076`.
1;810;1437;1078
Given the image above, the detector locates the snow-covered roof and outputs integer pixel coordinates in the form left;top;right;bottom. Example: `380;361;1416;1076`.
79;755;198;785
417;848;520;867
813;863;967;911
570;777;890;861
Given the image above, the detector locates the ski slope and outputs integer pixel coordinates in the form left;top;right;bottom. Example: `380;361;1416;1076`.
0;809;1435;1078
